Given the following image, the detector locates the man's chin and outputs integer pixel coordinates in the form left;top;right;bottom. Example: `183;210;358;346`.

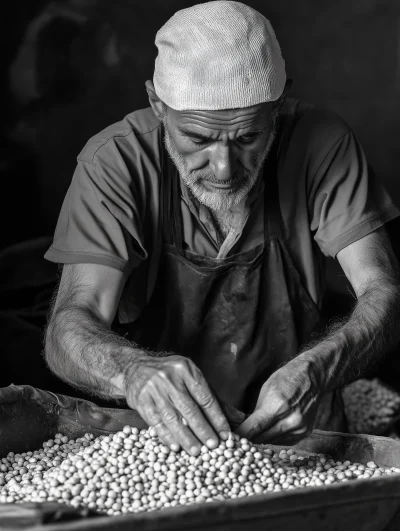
193;189;241;211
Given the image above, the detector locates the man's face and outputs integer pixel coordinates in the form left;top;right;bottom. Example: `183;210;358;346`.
163;103;277;211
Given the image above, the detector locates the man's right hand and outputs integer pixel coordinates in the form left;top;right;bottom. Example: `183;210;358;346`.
124;354;231;455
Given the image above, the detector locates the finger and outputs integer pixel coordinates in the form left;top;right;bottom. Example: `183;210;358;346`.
171;389;220;449
151;423;181;451
140;397;180;451
235;409;277;440
251;411;305;443
253;426;309;446
184;370;231;439
271;428;310;446
153;397;204;455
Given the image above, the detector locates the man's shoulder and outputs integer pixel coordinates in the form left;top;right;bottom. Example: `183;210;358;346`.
77;107;162;165
282;98;351;147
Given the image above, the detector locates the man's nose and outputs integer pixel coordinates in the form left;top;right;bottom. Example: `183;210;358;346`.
209;143;237;182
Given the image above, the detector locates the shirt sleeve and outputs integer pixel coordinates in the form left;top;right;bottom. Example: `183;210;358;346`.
308;126;400;258
44;154;147;276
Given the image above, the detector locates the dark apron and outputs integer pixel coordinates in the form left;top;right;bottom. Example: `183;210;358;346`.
123;127;347;431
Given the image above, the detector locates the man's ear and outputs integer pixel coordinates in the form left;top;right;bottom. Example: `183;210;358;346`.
145;80;165;121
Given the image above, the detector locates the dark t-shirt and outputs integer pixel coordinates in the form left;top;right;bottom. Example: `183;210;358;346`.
45;98;400;323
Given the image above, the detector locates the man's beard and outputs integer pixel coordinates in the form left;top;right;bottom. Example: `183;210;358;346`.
163;119;277;212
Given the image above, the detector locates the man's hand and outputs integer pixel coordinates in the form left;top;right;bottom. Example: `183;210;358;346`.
124;354;231;455
236;359;321;445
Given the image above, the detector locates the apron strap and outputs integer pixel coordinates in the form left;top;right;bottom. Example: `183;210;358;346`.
262;133;284;240
159;126;184;250
263;99;300;240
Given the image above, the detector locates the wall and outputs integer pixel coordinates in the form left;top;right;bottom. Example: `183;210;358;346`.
3;0;400;240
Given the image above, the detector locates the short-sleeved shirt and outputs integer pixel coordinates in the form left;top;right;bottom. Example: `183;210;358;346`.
45;98;400;324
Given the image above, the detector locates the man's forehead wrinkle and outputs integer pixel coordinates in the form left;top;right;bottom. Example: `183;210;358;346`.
177;112;265;133
178;107;264;123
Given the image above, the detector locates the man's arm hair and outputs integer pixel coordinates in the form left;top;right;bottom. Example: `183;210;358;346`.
298;227;400;391
44;263;144;399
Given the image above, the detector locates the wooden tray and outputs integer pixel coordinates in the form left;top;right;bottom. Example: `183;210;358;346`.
1;385;400;531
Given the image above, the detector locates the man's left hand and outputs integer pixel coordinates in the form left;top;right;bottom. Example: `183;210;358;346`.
236;358;322;445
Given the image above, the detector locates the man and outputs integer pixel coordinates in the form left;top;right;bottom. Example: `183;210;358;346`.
44;1;400;455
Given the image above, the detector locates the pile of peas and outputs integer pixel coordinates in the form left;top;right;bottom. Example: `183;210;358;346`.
0;426;399;516
343;379;400;434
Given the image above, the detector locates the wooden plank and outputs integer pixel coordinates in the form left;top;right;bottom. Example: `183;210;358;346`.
21;478;400;531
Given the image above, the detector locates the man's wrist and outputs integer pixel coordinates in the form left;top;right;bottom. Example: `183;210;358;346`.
295;350;329;394
119;348;148;395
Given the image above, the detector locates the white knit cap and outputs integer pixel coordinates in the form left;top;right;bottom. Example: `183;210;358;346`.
153;1;286;111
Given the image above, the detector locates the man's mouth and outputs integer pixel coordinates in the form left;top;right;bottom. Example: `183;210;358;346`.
202;176;244;190
205;181;236;190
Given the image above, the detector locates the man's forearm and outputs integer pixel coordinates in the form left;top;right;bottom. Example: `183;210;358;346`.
45;303;145;399
298;279;400;393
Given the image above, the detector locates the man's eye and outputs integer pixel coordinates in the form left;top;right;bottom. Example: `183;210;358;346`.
188;135;258;145
187;137;210;146
237;135;257;144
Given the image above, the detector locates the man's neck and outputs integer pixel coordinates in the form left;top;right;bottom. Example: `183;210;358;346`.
208;195;249;242
209;208;237;241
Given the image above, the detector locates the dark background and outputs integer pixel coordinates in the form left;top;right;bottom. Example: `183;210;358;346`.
1;0;400;393
2;0;400;243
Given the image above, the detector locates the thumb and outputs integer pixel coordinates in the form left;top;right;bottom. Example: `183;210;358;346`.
235;409;276;440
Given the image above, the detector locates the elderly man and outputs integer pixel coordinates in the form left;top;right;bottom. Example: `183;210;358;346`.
44;1;400;454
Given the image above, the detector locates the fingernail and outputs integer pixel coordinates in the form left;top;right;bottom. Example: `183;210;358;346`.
219;431;230;440
206;438;218;449
190;446;200;456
